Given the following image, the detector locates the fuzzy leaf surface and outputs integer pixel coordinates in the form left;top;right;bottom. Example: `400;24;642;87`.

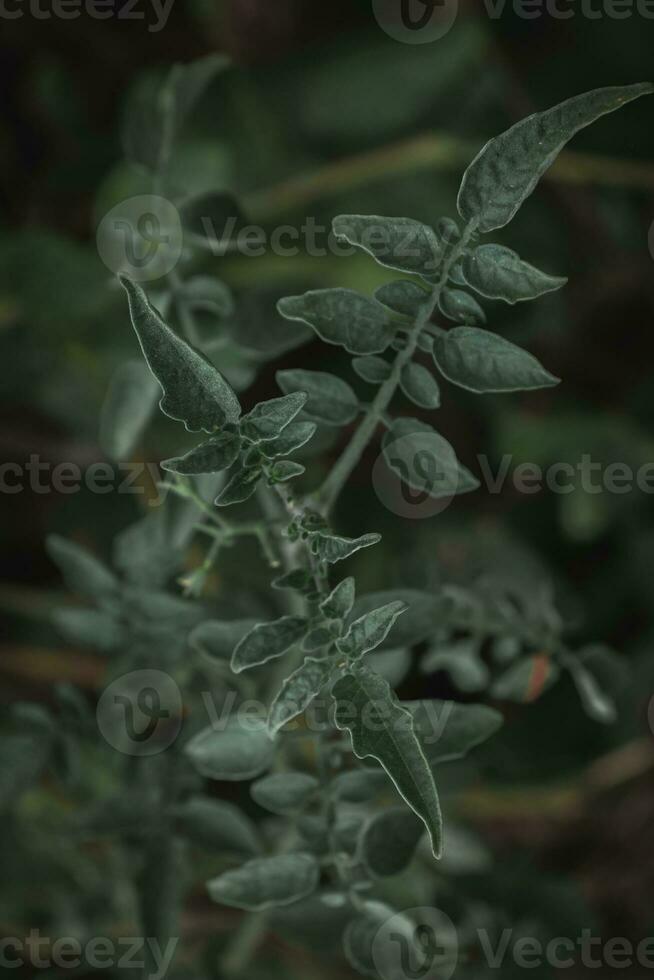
457;83;654;232
333;666;443;857
120;277;241;432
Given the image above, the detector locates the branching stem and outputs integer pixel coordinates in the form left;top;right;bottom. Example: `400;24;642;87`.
315;223;476;516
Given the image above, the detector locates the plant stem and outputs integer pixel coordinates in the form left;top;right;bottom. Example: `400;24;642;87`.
315;224;476;516
244;132;654;223
220;823;297;977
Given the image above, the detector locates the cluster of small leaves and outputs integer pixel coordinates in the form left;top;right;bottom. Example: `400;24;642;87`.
11;73;649;980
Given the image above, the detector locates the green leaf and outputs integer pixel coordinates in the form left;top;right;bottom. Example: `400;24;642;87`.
231;616;309;673
215;465;261;506
260;421;317;458
161;430;241;474
240;393;307;442
189;619;259;661
462;245;567;304
277;369;359;427
177;274;234;317
359;807;423;877
375;279;429;318
46;535;118;601
566;659;617;724
268;460;306;484
251;773;319;815
100;360;159;461
438;287;486;325
457;83;654;232
207;853;319;911
337;602;408;659
400;363;441;409
171;797;261;854
120;277;241;432
333;666;443;858
491;654;560;703
185;716;274;781
343;902;415;979
268;656;333;736
350;589;442;650
320;578;356;620
332;769;389;803
352;356;392;384
52;608;125;653
332;215;442;279
309;531;381;564
436;216;461;247
272;569;313;593
383;418;479;499
277;289;395;355
421;637;489;693
405;700;503;765
433;326;560;393
303;627;333;652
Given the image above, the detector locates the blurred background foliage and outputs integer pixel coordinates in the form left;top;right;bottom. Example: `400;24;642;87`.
3;1;654;976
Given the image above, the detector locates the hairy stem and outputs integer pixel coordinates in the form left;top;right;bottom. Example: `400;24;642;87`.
315;223;476;516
